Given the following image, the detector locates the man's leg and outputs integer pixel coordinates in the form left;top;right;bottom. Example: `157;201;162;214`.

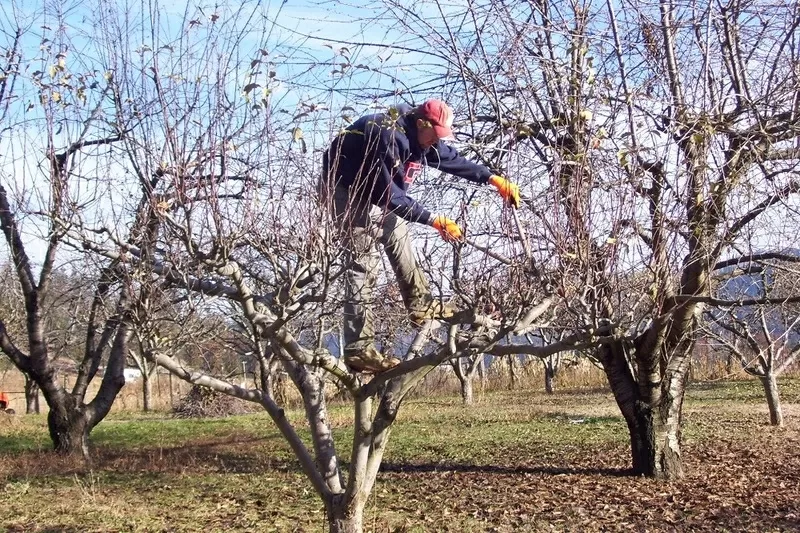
332;186;380;353
373;211;455;325
327;187;402;372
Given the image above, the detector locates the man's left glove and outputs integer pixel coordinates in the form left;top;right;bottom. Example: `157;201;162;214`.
430;215;463;242
489;175;521;208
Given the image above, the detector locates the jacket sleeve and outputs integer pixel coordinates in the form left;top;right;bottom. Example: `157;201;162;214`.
366;128;432;224
426;141;493;185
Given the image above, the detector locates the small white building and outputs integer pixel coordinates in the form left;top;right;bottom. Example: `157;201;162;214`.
123;368;143;383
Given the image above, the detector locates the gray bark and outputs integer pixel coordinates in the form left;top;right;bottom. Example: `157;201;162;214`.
760;372;784;427
544;364;555;394
599;340;687;478
47;398;90;457
327;498;365;533
460;373;474;404
453;356;477;405
507;356;517;390
142;373;152;412
24;373;40;414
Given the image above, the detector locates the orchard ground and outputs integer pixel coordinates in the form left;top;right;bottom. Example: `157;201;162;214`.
1;379;799;532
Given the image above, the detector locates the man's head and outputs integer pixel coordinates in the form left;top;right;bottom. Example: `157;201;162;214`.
415;99;454;149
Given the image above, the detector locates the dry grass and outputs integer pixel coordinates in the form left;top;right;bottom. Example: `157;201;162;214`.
4;356;797;415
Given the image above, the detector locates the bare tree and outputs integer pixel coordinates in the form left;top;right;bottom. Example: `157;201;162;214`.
41;4;566;530
451;352;484;404
127;290;227;412
380;0;800;479
702;264;800;426
0;7;138;455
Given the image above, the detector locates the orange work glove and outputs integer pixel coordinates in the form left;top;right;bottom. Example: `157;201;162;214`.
489;175;521;208
431;215;463;242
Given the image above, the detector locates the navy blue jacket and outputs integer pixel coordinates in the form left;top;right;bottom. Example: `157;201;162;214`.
323;104;493;223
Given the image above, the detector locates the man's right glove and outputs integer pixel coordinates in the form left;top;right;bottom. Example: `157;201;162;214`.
431;215;463;242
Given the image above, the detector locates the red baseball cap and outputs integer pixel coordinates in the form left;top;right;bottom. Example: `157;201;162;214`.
419;99;454;139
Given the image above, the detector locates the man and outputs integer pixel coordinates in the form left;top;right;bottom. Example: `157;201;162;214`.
321;99;521;373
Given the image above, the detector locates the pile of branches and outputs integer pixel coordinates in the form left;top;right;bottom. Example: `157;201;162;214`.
173;384;257;418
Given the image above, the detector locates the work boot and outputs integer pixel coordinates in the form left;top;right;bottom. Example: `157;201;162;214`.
343;346;400;374
408;297;457;326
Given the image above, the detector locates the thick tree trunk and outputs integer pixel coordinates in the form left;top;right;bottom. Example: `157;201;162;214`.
599;342;653;474
507;356;517;390
760;372;784;427
599;341;685;478
460;374;474;404
653;382;685;478
477;356;486;389
327;502;365;533
617;390;685;478
47;399;91;457
142;374;152;412
544;365;555;394
453;357;475;405
24;374;40;414
627;400;656;475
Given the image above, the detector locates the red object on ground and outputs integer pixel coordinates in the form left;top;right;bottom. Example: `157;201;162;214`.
0;391;9;410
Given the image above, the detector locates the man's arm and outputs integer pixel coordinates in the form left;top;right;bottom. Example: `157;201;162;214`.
366;128;432;223
425;141;493;184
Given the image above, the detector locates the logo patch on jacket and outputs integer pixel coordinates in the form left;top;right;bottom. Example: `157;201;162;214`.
403;161;422;185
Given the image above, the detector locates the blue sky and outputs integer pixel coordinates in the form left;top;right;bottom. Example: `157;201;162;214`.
0;0;461;268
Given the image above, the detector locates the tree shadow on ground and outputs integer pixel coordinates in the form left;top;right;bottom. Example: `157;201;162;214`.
1;436;633;480
379;461;633;477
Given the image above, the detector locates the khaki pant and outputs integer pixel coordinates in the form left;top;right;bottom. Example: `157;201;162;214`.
320;181;430;353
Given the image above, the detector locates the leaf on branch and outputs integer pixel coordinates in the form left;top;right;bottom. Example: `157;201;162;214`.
243;83;260;94
516;123;533;136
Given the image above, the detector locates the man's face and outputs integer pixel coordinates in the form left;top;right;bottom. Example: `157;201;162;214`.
416;118;440;149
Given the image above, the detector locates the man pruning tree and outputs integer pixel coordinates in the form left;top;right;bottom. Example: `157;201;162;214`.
321;99;521;373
